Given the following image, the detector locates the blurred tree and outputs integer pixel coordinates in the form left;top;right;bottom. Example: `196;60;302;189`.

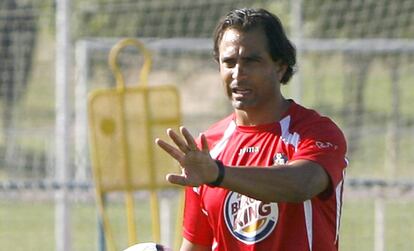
302;0;413;156
74;0;272;38
303;0;414;39
0;0;37;150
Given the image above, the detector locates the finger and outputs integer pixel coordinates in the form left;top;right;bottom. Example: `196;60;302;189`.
200;133;210;152
180;126;198;151
167;128;191;153
155;138;184;162
166;173;188;186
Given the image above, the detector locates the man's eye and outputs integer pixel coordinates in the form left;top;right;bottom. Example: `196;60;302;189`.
223;61;236;67
246;57;260;63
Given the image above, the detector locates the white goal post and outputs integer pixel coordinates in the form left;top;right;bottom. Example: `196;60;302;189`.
74;37;414;182
75;35;414;182
74;37;414;250
75;37;414;182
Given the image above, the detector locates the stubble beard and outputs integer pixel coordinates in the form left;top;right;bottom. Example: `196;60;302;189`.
226;84;257;110
230;96;258;110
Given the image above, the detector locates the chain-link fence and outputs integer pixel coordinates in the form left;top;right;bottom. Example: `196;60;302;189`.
1;1;414;250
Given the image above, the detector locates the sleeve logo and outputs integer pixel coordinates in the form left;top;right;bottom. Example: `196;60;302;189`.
315;141;338;150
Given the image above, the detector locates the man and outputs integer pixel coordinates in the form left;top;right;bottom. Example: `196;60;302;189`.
156;8;347;251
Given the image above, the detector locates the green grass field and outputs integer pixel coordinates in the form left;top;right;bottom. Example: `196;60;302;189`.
1;197;413;251
0;198;173;251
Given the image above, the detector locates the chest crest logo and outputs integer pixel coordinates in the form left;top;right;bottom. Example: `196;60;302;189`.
223;192;278;244
273;153;288;165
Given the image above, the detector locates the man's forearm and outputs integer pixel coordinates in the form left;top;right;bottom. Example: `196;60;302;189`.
218;159;330;202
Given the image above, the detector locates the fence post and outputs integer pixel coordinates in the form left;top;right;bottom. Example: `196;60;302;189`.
374;197;385;251
290;0;303;102
55;0;72;250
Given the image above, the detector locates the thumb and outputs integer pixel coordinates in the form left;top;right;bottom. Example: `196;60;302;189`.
166;173;188;186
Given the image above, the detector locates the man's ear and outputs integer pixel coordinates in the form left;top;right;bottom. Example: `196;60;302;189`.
275;62;288;82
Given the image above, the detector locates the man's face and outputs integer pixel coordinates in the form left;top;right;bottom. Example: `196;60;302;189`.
218;27;286;111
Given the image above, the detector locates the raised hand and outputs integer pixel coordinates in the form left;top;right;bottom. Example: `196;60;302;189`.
155;126;219;187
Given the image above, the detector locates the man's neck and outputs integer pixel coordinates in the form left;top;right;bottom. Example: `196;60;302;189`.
235;98;291;126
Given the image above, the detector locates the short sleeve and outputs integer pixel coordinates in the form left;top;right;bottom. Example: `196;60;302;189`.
292;122;348;190
182;186;213;246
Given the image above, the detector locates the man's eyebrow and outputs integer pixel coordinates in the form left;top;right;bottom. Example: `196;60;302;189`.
221;55;236;61
243;54;262;60
239;52;263;61
220;51;263;62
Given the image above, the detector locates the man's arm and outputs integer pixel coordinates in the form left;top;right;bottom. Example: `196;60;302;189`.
219;159;330;202
156;127;330;202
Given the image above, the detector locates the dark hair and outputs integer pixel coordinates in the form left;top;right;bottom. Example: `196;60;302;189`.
213;8;296;84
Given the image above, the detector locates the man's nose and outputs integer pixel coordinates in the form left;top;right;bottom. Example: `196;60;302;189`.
232;63;246;80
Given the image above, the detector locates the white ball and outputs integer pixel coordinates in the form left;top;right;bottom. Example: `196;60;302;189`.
123;242;172;251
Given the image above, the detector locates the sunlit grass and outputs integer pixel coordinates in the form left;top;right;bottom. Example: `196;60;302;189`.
1;198;413;251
